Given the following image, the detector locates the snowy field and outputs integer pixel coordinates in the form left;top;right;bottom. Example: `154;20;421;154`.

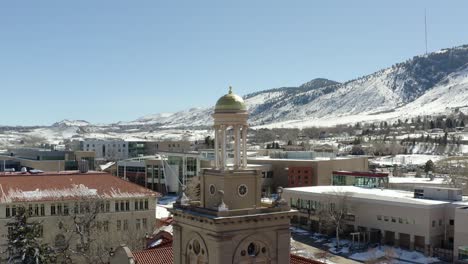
371;154;446;166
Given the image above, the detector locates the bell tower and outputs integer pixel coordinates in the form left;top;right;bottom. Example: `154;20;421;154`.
171;87;296;264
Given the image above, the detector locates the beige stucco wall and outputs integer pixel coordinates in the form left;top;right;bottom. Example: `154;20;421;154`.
454;206;468;260
0;197;156;263
282;189;452;251
248;156;368;188
172;210;293;264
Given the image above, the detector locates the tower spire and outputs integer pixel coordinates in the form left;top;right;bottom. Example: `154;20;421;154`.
228;86;232;94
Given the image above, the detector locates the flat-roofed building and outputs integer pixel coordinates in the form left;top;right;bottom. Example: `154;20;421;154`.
0;149;95;171
0;171;160;263
283;185;468;260
81;139;129;160
248;155;368;188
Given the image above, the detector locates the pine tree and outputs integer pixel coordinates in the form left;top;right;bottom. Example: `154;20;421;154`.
6;206;55;264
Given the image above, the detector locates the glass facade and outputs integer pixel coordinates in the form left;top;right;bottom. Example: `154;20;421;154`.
460;246;468;262
332;175;346;185
332;173;388;188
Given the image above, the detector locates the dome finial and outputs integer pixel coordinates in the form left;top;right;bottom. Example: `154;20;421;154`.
229;86;233;94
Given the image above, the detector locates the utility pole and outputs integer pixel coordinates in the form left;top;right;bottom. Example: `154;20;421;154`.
425;8;428;54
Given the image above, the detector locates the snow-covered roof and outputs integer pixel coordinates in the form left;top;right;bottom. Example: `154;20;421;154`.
389;176;446;184
0;171;160;203
284;185;468;206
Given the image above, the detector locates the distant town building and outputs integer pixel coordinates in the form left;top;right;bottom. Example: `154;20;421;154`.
1;148;95;171
81;139;129;160
248;154;369;190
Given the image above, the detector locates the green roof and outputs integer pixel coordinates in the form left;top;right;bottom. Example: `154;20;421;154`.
214;87;246;112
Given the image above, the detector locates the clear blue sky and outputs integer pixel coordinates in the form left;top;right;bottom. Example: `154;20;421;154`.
1;0;468;126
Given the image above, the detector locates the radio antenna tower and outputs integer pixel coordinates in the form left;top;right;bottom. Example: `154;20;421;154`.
424;8;428;54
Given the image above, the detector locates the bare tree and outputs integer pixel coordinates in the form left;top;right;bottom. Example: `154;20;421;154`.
317;190;354;248
436;158;468;192
54;198;112;264
53;197;144;263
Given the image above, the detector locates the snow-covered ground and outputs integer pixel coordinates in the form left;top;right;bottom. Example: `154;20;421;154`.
349;246;439;264
371;154;446;166
290;227;440;264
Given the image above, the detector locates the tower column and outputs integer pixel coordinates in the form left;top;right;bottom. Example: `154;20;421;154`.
221;125;226;170
234;125;241;169
214;125;219;169
242;125;248;168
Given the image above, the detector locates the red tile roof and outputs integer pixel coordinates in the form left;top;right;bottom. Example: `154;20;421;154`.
133;245;173;264
132;244;322;264
291;254;324;264
0;171;160;203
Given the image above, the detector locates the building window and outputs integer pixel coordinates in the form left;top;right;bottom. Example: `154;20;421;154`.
384;216;389;222
40;204;45;216
399;217;403;224
120;201;125;211
115;202;119;212
432;220;436;227
6;206;11;217
391;217;396;223
439;219;443;226
136;219;141;230
34;204;39;216
126;200;130;211
123;220;128;231
51;204;56;215
12;205;17;216
450;219;454;225
103;221;109;232
377;215;382;220
117;220;121;231
135;200;139;211
106;201;110;212
139;200;144;210
144;199;148;210
142;218;147;229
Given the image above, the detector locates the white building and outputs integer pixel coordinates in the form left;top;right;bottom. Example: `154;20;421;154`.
283;185;468;261
81;139;129;160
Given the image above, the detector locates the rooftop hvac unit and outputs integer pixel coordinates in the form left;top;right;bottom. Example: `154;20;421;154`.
78;160;89;173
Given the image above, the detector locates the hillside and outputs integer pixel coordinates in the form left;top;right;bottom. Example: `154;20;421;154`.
2;44;468;146
125;45;468;128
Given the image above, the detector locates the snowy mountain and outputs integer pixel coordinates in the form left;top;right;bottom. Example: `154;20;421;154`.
126;45;468;128
52;119;90;127
2;44;468;146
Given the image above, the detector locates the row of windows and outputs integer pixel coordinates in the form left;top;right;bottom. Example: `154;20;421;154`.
6;204;45;217
290;198;322;211
377;215;416;224
86;143;126;148
290;169;310;174
4;199;149;218
261;171;273;179
115;200;130;212
116;218;147;231
135;199;149;211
